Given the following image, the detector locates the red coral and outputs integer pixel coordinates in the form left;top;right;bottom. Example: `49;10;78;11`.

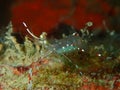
12;0;112;36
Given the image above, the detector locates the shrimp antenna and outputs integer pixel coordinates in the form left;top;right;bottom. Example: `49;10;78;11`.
22;22;40;40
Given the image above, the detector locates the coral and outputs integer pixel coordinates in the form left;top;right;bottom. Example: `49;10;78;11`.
0;23;120;90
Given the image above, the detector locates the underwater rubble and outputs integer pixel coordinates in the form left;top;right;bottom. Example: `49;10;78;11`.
0;23;120;90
